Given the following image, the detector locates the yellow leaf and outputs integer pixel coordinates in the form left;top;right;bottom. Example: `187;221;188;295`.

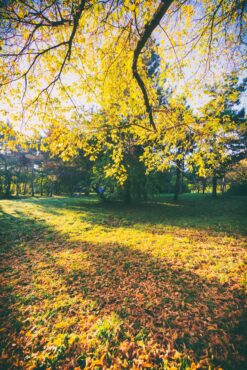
143;362;153;368
1;352;8;359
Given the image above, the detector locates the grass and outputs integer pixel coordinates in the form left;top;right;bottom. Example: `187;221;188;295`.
0;194;246;369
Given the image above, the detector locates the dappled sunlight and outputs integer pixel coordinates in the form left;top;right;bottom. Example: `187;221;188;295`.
0;196;246;369
1;1;246;368
55;250;92;274
147;201;183;207
1;197;245;286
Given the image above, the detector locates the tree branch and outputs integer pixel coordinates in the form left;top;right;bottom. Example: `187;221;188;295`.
132;0;173;131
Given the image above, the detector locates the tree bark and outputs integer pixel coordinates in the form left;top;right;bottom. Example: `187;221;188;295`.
49;183;53;197
132;0;173;130
123;179;131;204
202;178;207;194
221;177;226;194
174;162;182;202
212;175;217;197
16;181;20;197
40;178;43;196
4;162;11;198
31;162;35;196
5;174;11;198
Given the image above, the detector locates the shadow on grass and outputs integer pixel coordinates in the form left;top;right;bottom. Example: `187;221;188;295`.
20;194;247;236
0;202;246;369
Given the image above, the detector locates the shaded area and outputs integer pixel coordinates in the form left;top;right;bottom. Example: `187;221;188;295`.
0;196;246;369
15;194;247;235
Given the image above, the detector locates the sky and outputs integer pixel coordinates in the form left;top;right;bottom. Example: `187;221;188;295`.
0;1;246;133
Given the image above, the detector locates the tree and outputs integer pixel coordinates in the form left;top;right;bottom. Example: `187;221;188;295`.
1;1;246;199
194;74;247;196
139;97;196;200
0;1;245;129
226;158;247;195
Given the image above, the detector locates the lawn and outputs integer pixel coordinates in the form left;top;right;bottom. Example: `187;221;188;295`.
0;194;246;369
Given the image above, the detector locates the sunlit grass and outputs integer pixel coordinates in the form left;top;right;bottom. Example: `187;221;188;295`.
0;195;246;369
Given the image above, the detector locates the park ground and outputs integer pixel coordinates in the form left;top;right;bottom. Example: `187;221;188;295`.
0;194;246;369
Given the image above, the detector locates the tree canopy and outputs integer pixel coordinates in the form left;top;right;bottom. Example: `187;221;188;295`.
0;0;246;199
